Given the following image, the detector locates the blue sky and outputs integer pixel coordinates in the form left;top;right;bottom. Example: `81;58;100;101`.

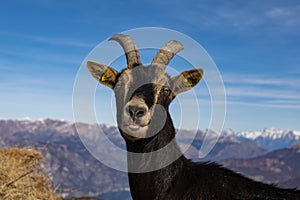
0;0;299;131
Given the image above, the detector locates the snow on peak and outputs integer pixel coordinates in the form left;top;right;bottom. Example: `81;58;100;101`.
19;116;32;121
294;131;300;136
236;128;299;140
222;128;300;140
236;131;262;139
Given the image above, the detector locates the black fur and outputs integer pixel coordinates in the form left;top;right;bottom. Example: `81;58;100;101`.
122;113;300;200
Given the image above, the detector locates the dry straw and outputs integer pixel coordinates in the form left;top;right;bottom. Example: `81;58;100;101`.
0;147;61;200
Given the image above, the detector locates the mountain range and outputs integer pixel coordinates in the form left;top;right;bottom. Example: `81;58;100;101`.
224;128;300;151
0;119;299;199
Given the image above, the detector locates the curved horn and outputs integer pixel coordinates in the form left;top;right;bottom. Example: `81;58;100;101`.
109;34;141;69
151;40;184;68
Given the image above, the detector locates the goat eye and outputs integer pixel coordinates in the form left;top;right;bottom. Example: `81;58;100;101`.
161;87;170;95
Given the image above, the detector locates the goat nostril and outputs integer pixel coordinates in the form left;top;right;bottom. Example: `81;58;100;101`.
129;109;134;117
126;106;134;117
136;108;146;118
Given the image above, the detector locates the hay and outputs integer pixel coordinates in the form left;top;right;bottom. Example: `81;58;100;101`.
0;147;61;200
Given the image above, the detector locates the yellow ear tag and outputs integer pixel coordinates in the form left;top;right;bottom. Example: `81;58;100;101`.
101;75;107;82
183;78;191;86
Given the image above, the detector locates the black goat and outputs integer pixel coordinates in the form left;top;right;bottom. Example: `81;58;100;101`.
87;34;300;200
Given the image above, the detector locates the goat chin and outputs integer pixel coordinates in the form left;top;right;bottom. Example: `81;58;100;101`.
120;125;149;141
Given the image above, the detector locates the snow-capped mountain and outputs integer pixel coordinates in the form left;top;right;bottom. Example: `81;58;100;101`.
0;118;300;197
1;119;299;152
223;128;300;151
235;128;300;140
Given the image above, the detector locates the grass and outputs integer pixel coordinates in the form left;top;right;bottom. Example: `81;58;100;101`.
0;147;62;200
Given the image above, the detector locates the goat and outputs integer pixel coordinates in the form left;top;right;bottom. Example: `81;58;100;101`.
86;34;300;200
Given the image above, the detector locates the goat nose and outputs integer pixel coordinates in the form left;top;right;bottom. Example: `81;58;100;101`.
127;105;147;118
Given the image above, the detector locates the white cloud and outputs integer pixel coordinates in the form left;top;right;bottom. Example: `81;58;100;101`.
227;100;300;109
227;86;300;100
0;46;81;65
27;35;94;48
265;5;300;26
214;72;300;109
0;31;94;48
266;7;291;18
222;73;300;88
158;1;300;33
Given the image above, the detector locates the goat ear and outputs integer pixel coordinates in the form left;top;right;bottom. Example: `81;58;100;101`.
86;60;118;89
171;68;204;95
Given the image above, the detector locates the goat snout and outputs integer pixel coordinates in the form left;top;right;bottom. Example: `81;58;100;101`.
126;105;147;119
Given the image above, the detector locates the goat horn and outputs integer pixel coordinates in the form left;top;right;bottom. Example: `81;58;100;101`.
109;34;141;69
151;40;184;68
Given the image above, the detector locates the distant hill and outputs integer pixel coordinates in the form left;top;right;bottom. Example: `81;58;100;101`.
221;143;300;189
0;119;129;199
0;119;299;199
181;133;267;162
